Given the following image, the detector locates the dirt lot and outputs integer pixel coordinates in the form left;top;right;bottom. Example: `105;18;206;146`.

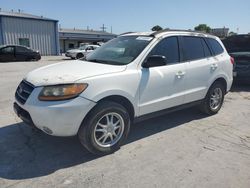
0;56;250;188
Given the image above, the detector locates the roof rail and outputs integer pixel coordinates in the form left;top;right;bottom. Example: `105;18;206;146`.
119;32;135;36
150;29;208;37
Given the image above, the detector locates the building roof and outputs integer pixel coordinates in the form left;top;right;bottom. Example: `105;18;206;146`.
0;11;58;22
59;28;116;36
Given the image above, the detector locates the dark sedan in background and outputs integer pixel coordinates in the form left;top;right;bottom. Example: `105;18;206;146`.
0;45;41;62
223;35;250;83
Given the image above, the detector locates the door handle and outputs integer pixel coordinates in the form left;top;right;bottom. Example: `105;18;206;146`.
176;71;186;78
211;64;218;70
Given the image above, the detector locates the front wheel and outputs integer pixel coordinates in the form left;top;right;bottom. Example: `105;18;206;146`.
76;53;84;59
78;101;130;155
200;82;225;115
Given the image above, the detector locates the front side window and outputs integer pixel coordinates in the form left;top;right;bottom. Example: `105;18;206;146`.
16;46;31;53
182;36;205;61
149;37;179;64
206;38;224;55
86;36;153;65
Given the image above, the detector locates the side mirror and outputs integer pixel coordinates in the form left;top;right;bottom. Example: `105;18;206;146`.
142;55;167;68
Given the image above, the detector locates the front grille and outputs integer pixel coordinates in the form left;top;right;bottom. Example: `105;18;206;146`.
15;80;35;104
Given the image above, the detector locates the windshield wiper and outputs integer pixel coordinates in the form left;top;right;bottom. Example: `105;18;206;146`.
86;59;122;65
87;59;108;63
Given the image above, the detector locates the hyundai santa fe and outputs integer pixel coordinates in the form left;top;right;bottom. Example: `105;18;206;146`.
14;30;233;155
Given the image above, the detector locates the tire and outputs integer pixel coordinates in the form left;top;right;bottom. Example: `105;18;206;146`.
78;101;131;155
76;53;84;59
200;81;225;115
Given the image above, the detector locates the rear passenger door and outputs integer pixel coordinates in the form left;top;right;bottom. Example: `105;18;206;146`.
180;36;217;103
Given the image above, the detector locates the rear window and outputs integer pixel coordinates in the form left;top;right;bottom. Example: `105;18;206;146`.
206;38;224;55
182;36;204;61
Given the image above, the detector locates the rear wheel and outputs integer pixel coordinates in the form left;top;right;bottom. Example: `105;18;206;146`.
200;82;225;115
78;101;130;155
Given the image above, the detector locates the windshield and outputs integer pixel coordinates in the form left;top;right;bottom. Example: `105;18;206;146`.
79;45;87;50
223;35;250;53
85;36;153;65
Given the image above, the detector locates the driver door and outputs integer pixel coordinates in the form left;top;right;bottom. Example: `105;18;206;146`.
139;36;187;116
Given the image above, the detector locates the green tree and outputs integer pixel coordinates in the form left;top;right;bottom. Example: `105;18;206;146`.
194;24;211;33
151;25;163;31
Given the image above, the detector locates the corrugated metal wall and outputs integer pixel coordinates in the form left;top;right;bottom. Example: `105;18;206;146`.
0;17;3;44
1;16;58;55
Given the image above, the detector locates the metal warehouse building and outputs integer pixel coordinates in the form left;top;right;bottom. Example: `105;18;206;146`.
59;28;117;53
0;11;60;55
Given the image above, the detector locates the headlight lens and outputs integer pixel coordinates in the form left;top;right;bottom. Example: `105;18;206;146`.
38;83;88;101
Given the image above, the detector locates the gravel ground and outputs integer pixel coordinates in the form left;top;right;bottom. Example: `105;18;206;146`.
0;56;250;188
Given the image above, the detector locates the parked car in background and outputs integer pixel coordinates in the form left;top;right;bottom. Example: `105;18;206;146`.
65;44;100;59
223;35;250;82
14;30;233;155
0;45;41;62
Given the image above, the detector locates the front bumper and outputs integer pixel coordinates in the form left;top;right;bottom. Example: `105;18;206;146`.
14;87;96;136
65;52;76;58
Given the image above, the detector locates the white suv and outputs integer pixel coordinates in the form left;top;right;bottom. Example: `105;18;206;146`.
14;30;233;155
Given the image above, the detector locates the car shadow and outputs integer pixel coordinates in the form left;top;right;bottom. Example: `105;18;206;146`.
0;107;207;180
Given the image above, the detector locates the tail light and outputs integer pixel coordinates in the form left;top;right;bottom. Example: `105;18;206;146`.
230;57;235;64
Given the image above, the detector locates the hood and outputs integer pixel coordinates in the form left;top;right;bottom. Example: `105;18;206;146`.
25;60;127;86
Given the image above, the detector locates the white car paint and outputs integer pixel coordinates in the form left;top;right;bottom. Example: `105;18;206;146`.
65;45;99;59
14;31;233;136
25;60;126;86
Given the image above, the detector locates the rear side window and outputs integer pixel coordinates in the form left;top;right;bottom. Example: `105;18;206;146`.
201;39;212;57
0;47;14;54
182;37;204;61
149;37;179;64
206;38;224;55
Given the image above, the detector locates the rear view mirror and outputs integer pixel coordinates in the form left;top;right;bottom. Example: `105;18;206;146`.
142;55;166;68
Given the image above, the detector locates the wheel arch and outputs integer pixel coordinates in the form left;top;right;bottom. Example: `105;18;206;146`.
79;95;135;132
97;95;135;121
211;77;227;93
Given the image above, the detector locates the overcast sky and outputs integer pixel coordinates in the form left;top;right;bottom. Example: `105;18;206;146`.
0;0;249;34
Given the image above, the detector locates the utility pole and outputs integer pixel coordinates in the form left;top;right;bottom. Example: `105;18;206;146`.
111;26;113;34
100;24;107;32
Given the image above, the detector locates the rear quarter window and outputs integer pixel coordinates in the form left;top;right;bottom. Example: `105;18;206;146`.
206;38;224;56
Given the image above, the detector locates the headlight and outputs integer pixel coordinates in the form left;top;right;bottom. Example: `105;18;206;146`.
38;83;88;101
